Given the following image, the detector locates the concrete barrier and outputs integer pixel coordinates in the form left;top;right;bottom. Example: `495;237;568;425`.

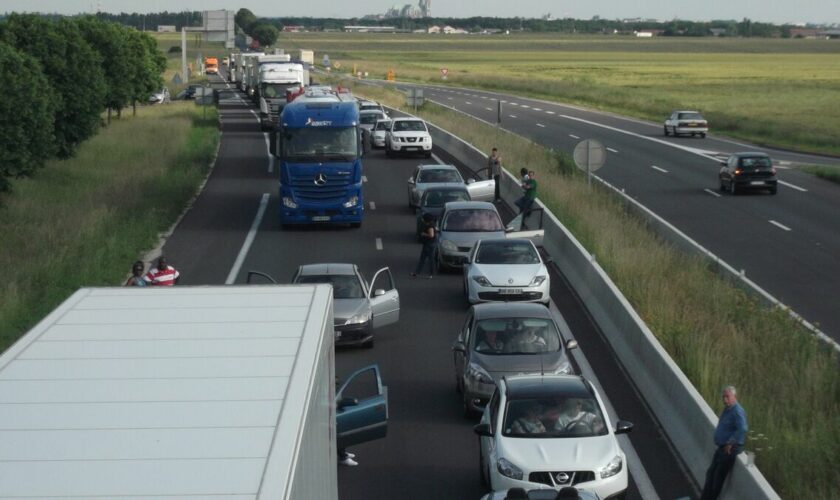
422;116;779;500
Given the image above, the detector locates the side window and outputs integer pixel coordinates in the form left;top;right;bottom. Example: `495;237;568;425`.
489;389;501;432
460;312;473;344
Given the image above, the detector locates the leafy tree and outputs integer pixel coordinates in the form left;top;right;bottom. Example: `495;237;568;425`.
75;16;133;120
0;14;106;158
251;23;279;46
0;42;57;192
235;8;258;34
126;29;166;114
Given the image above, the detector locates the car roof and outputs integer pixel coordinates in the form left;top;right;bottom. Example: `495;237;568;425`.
472;302;553;320
392;116;423;122
503;375;592;400
444;201;497;211
297;263;357;276
418;164;457;171
731;152;770;158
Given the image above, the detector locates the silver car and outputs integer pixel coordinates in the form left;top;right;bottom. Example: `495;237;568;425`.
452;303;578;416
407;164;494;208
292;263;400;348
359;109;388;133
465;238;550;305
664;110;708;138
436;201;505;271
371;118;392;149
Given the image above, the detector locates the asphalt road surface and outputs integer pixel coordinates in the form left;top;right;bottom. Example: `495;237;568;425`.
360;79;840;343
159;73;697;499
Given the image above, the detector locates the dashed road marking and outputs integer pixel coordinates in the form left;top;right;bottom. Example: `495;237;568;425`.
652;165;668;173
607;147;619;153
704;188;722;198
769;220;792;231
431;153;445;165
533;107;542;111
510;102;518;106
546;110;555;114
369;201;376;210
521;105;530;109
362;175;368;183
569;134;580;139
466;101;472;105
485;107;493;111
509;115;517;118
537;123;546;128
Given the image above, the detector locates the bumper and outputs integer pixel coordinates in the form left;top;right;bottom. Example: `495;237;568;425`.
735;178;777;190
279;207;363;224
335;322;373;346
675;126;707;135
389;142;432;153
468;282;549;305
492;464;627;499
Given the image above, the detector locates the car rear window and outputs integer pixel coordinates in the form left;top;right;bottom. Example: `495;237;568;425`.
739;156;772;168
394;120;427;132
422;190;470;207
678;112;704;121
375;121;392;131
418;169;462;184
360;113;382;124
443;209;503;232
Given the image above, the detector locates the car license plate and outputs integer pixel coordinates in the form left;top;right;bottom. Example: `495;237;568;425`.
406;147;419;151
750;181;765;186
312;216;330;222
499;288;522;295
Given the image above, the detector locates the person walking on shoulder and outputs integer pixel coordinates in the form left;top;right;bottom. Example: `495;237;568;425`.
144;256;180;286
700;385;748;500
411;213;437;279
515;170;537;216
124;261;148;287
488;147;502;202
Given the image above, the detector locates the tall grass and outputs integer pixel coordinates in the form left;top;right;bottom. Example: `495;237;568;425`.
800;165;840;185
0;103;218;352
347;80;840;498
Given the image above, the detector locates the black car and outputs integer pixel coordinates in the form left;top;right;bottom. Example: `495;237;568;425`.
182;84;204;100
415;186;471;240
719;152;777;195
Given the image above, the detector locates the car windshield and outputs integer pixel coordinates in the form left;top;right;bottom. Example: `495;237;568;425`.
740;156;772;168
394;120;426;132
475;241;540;265
261;83;299;99
282;127;358;161
418;169;462;184
503;396;607;438
422;190;470;207
443;209;503;232
472;318;560;355
295;274;365;299
678;112;704;120
360;104;380;112
360;113;383;125
375;120;392;131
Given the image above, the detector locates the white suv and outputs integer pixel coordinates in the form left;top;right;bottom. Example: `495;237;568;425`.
385;117;433;158
474;375;632;499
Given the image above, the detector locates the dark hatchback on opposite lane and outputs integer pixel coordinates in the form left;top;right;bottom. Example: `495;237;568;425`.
719;152;777;195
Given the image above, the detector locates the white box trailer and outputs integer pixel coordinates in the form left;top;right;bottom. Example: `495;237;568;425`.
0;285;387;499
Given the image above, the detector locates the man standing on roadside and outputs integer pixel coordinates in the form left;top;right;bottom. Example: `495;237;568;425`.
488;147;502;202
700;386;748;500
144;256;180;286
515;170;537;216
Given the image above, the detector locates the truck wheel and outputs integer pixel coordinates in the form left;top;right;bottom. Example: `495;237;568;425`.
350;222;361;228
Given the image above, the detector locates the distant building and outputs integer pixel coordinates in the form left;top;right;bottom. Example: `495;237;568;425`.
635;29;663;37
282;25;305;32
443;26;468;34
344;25;398;33
790;28;821;38
427;25;441;34
157;25;176;33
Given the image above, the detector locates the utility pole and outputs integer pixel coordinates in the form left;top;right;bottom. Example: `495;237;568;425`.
181;27;188;84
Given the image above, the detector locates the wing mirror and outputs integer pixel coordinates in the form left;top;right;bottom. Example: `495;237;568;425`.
473;423;492;437
373;289;386;297
408;177;415;184
466;178;475;184
615;420;634;435
337;397;359;410
565;339;578;350
452;341;466;353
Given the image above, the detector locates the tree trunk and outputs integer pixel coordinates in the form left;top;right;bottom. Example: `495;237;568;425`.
107;107;111;125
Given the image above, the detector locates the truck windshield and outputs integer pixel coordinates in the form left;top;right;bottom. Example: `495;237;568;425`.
282;127;358;161
262;83;299;99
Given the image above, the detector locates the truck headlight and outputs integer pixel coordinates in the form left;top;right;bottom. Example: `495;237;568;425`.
497;458;523;480
471;275;492;287
282;197;297;209
529;275;547;286
343;195;359;208
439;240;457;253
345;310;371;325
466;363;494;385
599;455;623;479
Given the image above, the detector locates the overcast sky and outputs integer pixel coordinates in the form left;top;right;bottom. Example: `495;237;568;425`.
8;1;840;25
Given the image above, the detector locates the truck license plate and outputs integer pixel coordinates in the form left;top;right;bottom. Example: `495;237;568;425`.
499;288;522;295
312;216;331;222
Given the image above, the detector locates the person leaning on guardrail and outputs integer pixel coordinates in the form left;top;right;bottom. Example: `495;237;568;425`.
700;386;748;500
515;170;538;216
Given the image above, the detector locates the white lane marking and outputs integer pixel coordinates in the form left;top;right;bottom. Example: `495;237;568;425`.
533;107;542;111
510;102;519;106
778;180;808;192
546;110;556;114
509;115;517;118
549;301;661;500
448;97;453;100
769;220;792;231
520;104;530;109
569;134;580;139
263;133;274;173
481;96;489;99
485;107;493;111
369;201;376;210
704;188;722;198
466;101;472;105
537;123;546;128
362;175;368;183
431;153;445;165
607;147;619;153
375;238;383;250
775;165;791;170
249;109;259;120
500;100;508;104
225;193;270;284
652;165;669;173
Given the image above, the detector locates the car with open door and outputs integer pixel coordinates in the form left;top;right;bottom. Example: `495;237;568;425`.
291;263;400;348
407;164;495;208
337;364;389;449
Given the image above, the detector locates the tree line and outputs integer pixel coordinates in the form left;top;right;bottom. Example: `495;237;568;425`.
0;14;166;192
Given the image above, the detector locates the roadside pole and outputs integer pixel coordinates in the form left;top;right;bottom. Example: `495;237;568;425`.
181;28;188;84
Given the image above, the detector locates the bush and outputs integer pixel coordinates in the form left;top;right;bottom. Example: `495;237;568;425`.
168;45;181;53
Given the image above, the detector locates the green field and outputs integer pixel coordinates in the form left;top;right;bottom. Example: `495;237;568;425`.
151;32;230;95
279;33;840;155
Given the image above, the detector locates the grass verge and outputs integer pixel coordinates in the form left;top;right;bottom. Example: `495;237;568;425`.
0;102;218;353
800;165;840;185
345;80;840;499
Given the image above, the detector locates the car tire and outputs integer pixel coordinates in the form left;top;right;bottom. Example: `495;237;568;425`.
770;186;777;195
719;179;726;192
700;132;707;138
729;180;737;195
663;125;669;136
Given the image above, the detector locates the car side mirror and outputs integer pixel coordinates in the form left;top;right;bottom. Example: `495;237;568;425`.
505;226;514;233
338;397;359;410
452;341;466;353
565;339;578;350
408;178;415;184
373;289;385;297
473;423;492;437
466;178;475;184
615;420;634;435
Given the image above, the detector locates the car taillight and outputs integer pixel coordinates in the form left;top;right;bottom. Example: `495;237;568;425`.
771;168;777;175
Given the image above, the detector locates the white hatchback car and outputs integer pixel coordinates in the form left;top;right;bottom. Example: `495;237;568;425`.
475;375;632;499
371;119;392;149
465;238;550;305
386;117;433;158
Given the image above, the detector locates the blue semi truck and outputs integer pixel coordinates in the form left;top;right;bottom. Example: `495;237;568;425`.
269;87;366;227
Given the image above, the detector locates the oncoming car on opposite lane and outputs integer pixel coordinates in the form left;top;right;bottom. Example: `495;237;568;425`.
663;110;708;138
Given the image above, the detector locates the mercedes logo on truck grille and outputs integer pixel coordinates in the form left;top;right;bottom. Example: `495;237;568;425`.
314;173;327;186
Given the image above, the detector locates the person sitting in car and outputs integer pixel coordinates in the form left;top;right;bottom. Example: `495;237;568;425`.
552;398;604;434
510;326;547;353
476;329;506;353
511;402;546;435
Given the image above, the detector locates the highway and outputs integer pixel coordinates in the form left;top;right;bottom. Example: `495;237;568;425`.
155;73;699;499
371;81;840;342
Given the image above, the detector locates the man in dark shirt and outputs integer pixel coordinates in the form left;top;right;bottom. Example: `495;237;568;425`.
700;385;748;500
488;147;502;202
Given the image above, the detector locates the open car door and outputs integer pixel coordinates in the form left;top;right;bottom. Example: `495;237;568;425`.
505;212;545;247
337;364;388;449
465;177;496;202
369;267;400;329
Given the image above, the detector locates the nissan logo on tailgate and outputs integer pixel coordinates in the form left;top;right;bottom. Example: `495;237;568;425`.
314;173;327;186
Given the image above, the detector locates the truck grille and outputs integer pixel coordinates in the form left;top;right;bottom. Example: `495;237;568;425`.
289;172;352;203
478;292;542;301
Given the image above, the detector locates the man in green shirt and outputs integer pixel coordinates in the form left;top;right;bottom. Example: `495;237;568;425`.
515;170;537;215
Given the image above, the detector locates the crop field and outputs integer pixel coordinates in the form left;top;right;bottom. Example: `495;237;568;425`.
151;32;228;94
279;33;840;155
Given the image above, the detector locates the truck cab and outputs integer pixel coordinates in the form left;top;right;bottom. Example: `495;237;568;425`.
204;57;218;75
257;56;309;130
270;87;366;227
